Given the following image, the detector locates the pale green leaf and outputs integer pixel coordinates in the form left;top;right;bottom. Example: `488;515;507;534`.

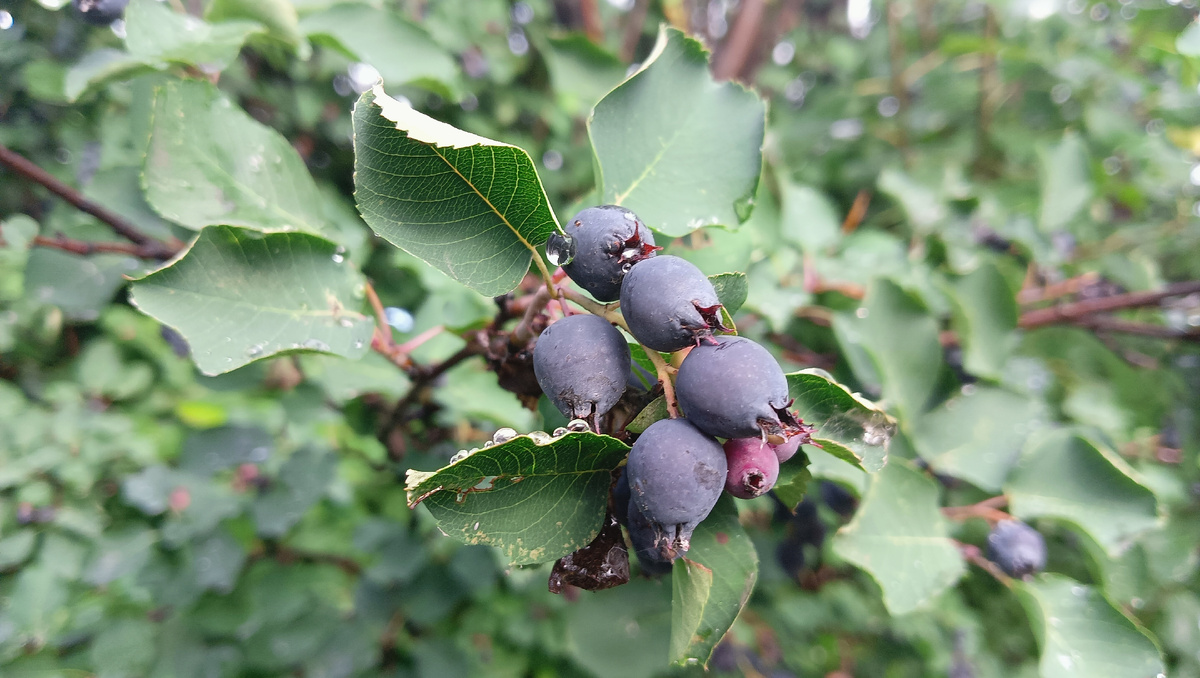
301;4;457;95
405;431;630;565
832;459;965;614
125;0;262;70
145;79;328;234
913;387;1045;492
353;84;560;296
1178;22;1200;56
670;496;758;667
946;261;1019;379
780;182;840;253
207;0;310;58
785;368;896;472
128;226;373;376
589;26;765;237
1006;430;1160;556
1038;132;1093;232
1014;575;1164;678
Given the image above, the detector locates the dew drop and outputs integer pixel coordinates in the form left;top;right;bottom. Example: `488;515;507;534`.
302;338;331;351
566;419;590;432
492;427;518;444
546;233;576;267
528;431;552;445
0;11;12;30
245;344;266;359
552;427;568;437
384;307;414;332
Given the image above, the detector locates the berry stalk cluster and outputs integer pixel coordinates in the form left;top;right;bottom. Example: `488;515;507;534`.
532;205;816;571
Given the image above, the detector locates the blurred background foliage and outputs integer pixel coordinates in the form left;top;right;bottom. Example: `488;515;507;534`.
1;0;1199;676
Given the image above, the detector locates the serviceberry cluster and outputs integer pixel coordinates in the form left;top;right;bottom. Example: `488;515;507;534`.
533;205;816;570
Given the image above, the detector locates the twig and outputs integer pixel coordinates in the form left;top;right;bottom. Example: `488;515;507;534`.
579;0;603;44
364;281;415;374
1017;271;1101;305
32;233;175;260
385;338;485;432
885;0;910;155
0;143;181;258
972;5;1000;177
802;253;866;299
711;0;766;82
1018;281;1200;329
559;287;629;332
642;348;679;418
942;496;1009;524
841;190;872;234
955;541;1012;585
620;0;651;62
510;285;553;347
1073;316;1200;342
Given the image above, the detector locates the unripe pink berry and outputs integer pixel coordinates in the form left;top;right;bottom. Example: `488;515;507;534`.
722;437;780;499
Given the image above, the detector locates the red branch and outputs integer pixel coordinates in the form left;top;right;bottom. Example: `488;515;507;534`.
0;143;182;259
1018;281;1200;329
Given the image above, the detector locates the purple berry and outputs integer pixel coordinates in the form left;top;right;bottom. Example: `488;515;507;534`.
619;255;728;353
556;205;658;302
675;336;804;441
986;520;1046;578
626;418;726;559
533;314;630;423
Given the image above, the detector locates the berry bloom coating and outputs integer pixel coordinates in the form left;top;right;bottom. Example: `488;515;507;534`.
533;314;630;423
722;438;780;499
626;418;726;559
559;205;658;302
73;0;129;25
619;255;728;352
675;336;802;441
986;519;1047;578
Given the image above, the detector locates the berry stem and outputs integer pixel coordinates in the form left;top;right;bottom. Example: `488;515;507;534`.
954;540;1012;585
941;496;1009;525
558;287;629;333
642;348;680;418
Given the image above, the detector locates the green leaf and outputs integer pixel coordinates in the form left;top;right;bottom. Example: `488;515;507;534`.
0;215;36;302
670;559;712;667
125;0;262;71
144;79;328;234
785;368;896;472
1038;132;1093;233
589;26;765;237
541;34;628;115
564;577;672;678
301;5;457;96
1006;431;1160;556
353;84;560;296
405;431;630;565
834;279;943;422
708;272;748;315
206;0;310;58
670;496;758;667
832;459;965;615
1014;575;1164;678
128;226;373;376
1178;22;1200;56
780;182;840;253
913;387;1045;492
90;618;158;678
772;453;813;510
64;49;153;102
945;262;1019;379
253;446;338;537
627;396;669;435
877;167;946;230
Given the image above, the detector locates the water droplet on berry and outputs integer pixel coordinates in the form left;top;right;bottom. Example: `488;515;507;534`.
546;233;576;266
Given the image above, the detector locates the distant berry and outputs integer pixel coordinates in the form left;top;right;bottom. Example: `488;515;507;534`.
73;0;129;25
986;520;1047;578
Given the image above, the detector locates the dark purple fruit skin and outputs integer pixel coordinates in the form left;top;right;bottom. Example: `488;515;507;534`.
74;0;129;25
626;418;726;559
561;205;656;302
627;498;680;576
722;438;780;499
612;468;631;527
986;520;1046;578
675;336;791;440
533;314;630;420
619;255;722;353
